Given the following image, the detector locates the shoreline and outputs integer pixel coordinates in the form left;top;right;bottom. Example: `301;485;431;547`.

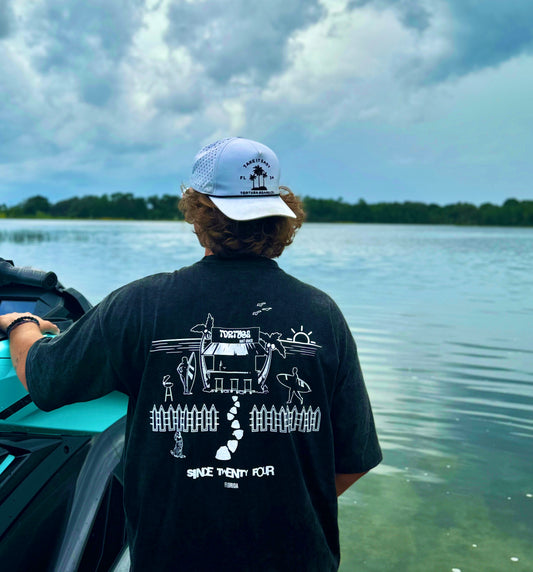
2;195;532;227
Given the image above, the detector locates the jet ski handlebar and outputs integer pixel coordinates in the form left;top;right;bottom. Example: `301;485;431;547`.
0;259;58;290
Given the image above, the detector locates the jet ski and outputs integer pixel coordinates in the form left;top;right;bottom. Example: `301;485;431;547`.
0;258;129;571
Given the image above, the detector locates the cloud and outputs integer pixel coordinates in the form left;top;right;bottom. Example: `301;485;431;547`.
348;0;432;31
0;0;191;184
347;0;533;80
25;0;148;107
165;0;324;85
257;0;533;131
1;0;532;205
34;0;147;68
259;1;450;129
435;0;533;79
0;0;13;38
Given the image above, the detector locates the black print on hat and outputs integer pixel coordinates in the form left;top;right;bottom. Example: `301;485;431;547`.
239;159;275;191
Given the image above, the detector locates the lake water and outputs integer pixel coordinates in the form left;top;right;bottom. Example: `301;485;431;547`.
1;219;532;571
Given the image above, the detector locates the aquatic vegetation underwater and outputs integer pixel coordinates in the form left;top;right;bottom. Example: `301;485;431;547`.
339;462;532;571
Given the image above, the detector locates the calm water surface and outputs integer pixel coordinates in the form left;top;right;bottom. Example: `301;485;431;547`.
1;219;532;571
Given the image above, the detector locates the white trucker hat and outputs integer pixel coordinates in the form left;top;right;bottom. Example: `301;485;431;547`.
189;137;297;221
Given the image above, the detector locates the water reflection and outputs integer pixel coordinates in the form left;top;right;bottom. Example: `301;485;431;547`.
0;230;52;244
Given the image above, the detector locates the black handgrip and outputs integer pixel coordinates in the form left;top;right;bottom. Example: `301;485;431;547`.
0;259;58;289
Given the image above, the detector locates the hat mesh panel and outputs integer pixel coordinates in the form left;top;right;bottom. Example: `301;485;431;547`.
192;138;232;191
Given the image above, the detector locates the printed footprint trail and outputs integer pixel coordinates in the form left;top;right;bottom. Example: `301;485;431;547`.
215;396;243;461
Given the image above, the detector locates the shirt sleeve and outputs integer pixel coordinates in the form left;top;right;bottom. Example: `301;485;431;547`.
26;284;143;411
330;309;382;474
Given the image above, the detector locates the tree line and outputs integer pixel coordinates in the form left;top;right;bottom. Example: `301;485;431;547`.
1;194;183;221
1;193;532;226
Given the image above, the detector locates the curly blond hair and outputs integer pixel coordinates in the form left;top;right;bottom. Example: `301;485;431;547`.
179;187;305;258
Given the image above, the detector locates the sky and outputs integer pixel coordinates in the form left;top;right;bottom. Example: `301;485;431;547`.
1;0;532;207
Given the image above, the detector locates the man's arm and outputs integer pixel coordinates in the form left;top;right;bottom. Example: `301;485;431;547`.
0;313;60;390
335;472;368;496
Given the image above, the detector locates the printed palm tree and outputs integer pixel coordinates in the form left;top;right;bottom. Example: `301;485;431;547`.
191;313;213;338
249;173;257;189
253;165;267;189
260;332;286;358
257;332;286;390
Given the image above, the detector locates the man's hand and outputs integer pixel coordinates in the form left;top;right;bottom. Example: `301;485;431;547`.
0;312;60;390
0;312;60;337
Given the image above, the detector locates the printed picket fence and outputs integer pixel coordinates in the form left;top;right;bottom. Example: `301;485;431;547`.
150;404;219;432
249;405;321;433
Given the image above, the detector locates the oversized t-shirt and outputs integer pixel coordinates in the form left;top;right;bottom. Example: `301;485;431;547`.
27;254;382;571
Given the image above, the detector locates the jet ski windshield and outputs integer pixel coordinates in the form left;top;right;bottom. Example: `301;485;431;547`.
0;258;91;341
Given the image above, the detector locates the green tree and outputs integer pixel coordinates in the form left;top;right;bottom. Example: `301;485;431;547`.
16;195;51;217
352;199;374;222
108;193;149;219
146;195;181;220
2;194;533;226
441;202;479;225
500;198;522;225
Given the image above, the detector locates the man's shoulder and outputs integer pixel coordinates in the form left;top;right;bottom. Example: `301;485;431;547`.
118;262;202;291
277;270;352;337
102;263;200;308
281;270;338;307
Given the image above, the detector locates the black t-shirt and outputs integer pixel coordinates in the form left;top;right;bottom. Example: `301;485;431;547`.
27;255;382;571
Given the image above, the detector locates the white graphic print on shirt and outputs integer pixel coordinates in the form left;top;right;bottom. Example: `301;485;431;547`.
149;312;322;465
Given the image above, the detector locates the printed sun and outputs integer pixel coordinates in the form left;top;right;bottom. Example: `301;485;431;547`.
291;326;315;344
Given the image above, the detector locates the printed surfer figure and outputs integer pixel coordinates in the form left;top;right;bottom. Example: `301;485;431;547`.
190;315;214;391
170;431;186;459
177;353;197;395
277;367;311;404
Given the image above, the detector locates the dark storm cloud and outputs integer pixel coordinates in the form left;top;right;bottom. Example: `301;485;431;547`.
0;0;13;38
30;0;148;106
79;74;116;107
35;0;147;66
349;0;533;78
154;91;203;115
435;0;533;80
165;0;324;84
397;1;431;32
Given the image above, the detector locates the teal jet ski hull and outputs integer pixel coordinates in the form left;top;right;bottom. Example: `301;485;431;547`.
0;258;128;571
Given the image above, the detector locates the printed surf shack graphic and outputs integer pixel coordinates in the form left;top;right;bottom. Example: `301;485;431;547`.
190;313;286;394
